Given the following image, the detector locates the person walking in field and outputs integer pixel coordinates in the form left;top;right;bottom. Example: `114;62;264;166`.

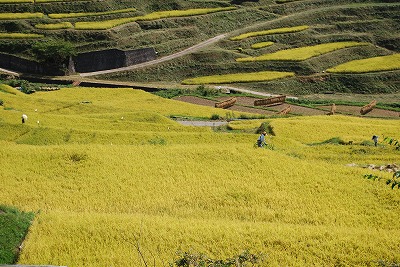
21;114;27;124
372;135;378;147
257;131;267;148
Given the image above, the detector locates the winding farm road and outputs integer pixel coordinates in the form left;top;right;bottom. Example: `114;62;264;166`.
79;33;228;77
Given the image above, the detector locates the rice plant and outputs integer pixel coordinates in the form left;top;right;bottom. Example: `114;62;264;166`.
327;54;400;73
34;22;73;30
0;12;44;20
236;42;369;62
48;8;136;19
75;7;236;30
251;41;274;49
181;71;295;85
230;25;309;41
0;33;44;39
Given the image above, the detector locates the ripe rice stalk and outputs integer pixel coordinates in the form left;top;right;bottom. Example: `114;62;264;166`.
0;32;44;38
181;71;295;85
75;7;235;30
35;22;73;30
0;12;44;20
236;42;368;62
327;54;400;73
48;8;137;19
230;25;309;41
215;97;236;109
278;105;291;115
0;0;32;2
254;95;286;106
326;103;336;115
360;100;377;115
251;41;274;49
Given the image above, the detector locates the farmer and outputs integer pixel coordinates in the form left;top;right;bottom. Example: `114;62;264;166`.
372;135;378;147
257;131;267;147
21;114;27;124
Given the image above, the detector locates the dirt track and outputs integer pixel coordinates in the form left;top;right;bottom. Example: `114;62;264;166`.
79;34;227;77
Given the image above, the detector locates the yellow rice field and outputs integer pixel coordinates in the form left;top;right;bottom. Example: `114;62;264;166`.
230;25;309;41
327;54;400;73
237;42;369;62
0;12;44;20
48;8;137;19
35;22;73;30
251;41;274;49
1;85;399;267
181;71;295;85
74;7;235;30
0;32;44;38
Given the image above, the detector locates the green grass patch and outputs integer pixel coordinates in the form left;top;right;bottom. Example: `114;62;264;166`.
230;25;309;41
48;8;137;19
181;71;295;85
237;42;369;62
35;22;73;30
327;54;400;73
75;7;236;30
0;205;35;264
0;13;44;20
251;41;274;49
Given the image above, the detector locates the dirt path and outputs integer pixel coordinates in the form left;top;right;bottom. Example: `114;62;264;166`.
79;34;227;77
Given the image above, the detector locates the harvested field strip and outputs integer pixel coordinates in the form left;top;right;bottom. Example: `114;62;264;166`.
48;8;137;19
181;71;295;85
74;7;236;30
35;22;73;30
0;0;31;2
251;41;274;49
236;42;369;62
0;33;44;38
230;25;309;41
0;12;43;20
327;54;400;73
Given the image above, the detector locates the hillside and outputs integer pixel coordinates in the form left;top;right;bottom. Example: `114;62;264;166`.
1;84;400;266
0;0;399;96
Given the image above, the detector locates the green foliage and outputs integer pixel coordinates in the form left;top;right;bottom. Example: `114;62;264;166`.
173;250;264;267
195;85;219;97
363;174;381;181
386;171;400;190
310;137;347;146
210;114;221;120
383;136;400;150
32;38;76;68
0;99;3;106
0;205;34;264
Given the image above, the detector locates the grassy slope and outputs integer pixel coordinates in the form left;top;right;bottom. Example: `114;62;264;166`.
1;85;400;266
0;205;34;264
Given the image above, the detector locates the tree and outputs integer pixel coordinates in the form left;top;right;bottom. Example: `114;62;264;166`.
32;38;76;69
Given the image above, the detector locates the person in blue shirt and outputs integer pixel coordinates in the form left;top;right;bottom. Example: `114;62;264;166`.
257;131;267;147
